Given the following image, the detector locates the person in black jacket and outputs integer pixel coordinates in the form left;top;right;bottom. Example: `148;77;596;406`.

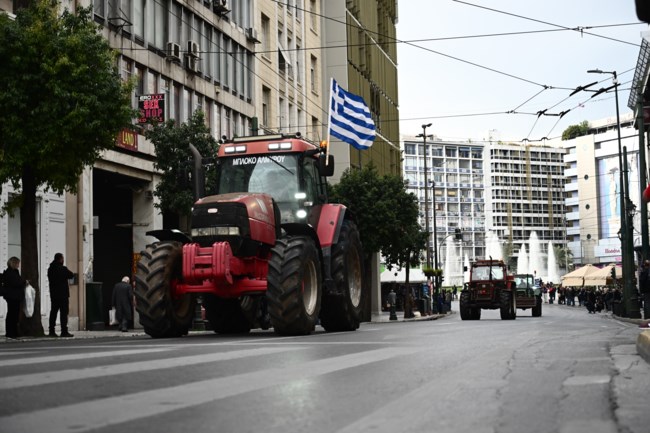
111;276;133;332
47;253;74;337
3;257;26;340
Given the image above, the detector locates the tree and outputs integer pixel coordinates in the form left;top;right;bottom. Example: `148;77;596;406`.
561;121;590;140
331;163;425;319
330;163;424;268
144;111;219;229
0;1;135;335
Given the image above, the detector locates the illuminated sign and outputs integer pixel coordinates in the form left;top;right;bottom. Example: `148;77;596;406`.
137;93;165;124
116;128;138;152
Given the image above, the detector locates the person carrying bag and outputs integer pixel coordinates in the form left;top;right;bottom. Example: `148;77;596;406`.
3;257;26;340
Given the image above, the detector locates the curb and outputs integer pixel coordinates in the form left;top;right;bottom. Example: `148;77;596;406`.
638;331;650;364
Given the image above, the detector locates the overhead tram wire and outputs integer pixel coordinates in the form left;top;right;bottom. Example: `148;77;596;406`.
108;0;640;139
452;0;642;48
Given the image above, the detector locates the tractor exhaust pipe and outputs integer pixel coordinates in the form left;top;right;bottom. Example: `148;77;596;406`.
188;143;205;200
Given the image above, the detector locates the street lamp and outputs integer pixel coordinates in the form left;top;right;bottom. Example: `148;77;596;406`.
587;69;640;318
417;123;435;312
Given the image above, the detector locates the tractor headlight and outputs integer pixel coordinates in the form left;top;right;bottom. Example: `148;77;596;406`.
296;209;307;219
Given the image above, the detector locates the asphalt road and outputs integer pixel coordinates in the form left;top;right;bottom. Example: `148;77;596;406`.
0;302;648;433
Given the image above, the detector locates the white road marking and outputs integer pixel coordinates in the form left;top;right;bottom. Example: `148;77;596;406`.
0;346;421;433
0;348;173;368
0;346;302;390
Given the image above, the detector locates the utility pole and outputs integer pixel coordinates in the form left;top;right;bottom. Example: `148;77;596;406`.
624;147;642;318
417;124;435;313
636;88;649;262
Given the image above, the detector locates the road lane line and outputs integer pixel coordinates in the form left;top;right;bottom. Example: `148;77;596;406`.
0;348;173;368
0;346;302;389
0;346;422;433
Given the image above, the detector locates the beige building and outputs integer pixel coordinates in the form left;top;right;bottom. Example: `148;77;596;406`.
324;0;401;181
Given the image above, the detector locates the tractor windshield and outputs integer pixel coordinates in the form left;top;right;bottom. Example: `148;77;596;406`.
473;265;504;280
216;153;304;222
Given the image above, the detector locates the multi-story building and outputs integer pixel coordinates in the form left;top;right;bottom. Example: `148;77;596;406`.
561;113;638;266
323;0;400;181
401;136;568;284
403;137;486;285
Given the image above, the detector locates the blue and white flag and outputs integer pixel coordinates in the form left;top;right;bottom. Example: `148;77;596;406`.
329;79;376;150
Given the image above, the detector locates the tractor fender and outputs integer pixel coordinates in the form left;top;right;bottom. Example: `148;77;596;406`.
146;229;192;244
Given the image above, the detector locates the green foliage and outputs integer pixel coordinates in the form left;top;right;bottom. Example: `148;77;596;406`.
561;120;590;140
144;111;219;217
330;163;425;271
0;0;135;206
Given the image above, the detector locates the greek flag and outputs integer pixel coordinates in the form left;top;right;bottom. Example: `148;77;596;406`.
329;79;376;150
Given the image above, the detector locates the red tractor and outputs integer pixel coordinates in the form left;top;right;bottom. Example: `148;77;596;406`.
459;259;516;320
134;134;364;337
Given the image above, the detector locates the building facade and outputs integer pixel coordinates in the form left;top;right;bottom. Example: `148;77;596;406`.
561;113;639;267
403;137;486;285
323;0;400;182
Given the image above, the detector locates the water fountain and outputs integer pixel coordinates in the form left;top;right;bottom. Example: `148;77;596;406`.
546;241;560;284
517;244;529;275
528;231;545;281
485;231;503;260
442;240;464;287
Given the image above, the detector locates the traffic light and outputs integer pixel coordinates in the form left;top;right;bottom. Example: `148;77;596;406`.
455;228;462;240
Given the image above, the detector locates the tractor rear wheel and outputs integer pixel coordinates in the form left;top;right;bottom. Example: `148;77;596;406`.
459;291;471;320
320;220;364;332
267;236;322;335
135;241;195;338
500;291;516;320
532;296;543;317
203;295;252;334
471;307;482;320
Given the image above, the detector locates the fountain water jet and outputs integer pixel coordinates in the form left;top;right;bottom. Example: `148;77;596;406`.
528;231;545;282
517;244;529;275
546;241;560;284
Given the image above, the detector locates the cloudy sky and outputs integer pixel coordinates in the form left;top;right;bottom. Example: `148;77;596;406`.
396;0;648;143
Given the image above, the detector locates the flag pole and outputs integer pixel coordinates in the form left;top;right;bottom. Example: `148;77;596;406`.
325;78;333;165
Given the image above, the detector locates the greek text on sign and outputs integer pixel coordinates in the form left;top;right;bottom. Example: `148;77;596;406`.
232;156;286;165
138;94;165;124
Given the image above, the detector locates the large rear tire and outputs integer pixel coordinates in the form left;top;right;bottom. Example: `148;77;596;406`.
459;291;471;320
532;296;542;317
203;295;252;334
267;236;322;335
135;241;195;338
320;220;364;332
500;291;516;320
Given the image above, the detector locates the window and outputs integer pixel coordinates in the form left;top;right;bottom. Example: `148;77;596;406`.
310;55;317;92
261;15;271;56
262;86;271;126
310;0;317;31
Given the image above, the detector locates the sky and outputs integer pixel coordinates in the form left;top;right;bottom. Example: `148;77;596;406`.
396;0;649;143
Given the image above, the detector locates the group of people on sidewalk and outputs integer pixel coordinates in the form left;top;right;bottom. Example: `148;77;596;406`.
2;251;135;339
1;253;74;339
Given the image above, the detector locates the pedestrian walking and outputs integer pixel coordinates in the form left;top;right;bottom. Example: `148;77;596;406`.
2;257;26;340
112;276;134;332
47;253;74;337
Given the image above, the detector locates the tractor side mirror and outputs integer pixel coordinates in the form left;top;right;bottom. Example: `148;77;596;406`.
318;154;335;177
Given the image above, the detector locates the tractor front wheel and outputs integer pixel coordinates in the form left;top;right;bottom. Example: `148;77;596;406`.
267;236;322;335
500;291;516;320
134;241;195;338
